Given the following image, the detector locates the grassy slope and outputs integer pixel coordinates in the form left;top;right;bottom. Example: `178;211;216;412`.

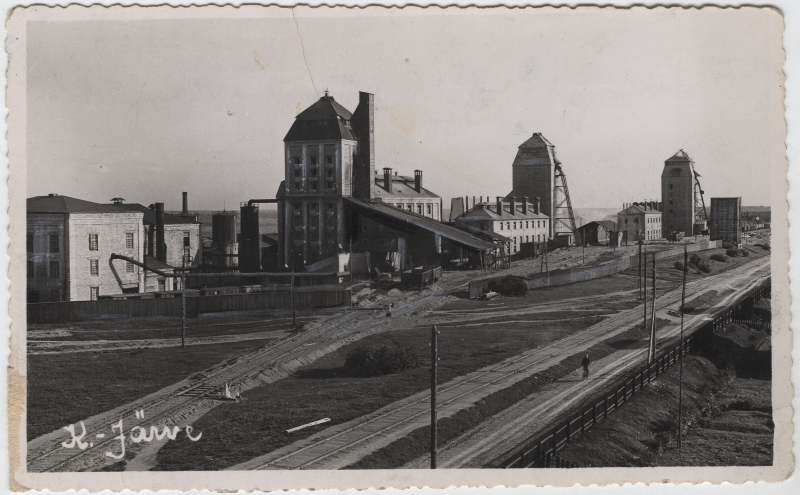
27;339;274;440
154;313;617;471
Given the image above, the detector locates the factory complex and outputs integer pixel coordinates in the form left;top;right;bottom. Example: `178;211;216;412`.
27;91;756;302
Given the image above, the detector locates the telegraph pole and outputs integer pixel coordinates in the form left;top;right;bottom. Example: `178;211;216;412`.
431;324;438;469
643;246;647;354
678;246;687;448
181;254;186;349
291;269;296;327
648;253;657;363
638;240;643;299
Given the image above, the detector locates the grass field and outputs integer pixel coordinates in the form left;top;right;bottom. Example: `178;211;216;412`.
153;311;612;470
27;338;274;440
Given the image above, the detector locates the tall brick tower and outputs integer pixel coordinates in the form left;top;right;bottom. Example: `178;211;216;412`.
661;150;696;236
510;133;558;237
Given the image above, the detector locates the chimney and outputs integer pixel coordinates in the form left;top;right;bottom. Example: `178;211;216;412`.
510;197;516;215
522;196;528;215
414;170;422;193
182;192;189;215
496;196;503;216
383;168;393;193
155;202;166;263
352;91;376;200
473;196;476;208
534;197;540;215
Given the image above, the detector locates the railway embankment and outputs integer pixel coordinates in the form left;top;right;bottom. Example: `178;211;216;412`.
556;299;773;467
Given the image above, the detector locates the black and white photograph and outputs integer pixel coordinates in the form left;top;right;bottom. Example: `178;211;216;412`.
6;5;792;491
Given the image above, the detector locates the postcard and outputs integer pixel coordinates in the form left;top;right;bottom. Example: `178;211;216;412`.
5;5;792;491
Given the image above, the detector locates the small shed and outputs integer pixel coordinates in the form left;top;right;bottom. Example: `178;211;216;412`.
576;221;617;246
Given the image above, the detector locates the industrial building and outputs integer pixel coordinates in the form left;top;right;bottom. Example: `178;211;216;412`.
617;202;663;242
505;133;577;246
27;195;145;302
271;90;497;273
453;197;550;256
661;150;708;236
710;197;742;245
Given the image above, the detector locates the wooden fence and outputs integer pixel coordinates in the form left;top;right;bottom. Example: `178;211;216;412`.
27;287;352;324
470;240;721;299
496;279;771;469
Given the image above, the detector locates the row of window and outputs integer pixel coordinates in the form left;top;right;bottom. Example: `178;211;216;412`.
498;220;546;231
293;180;336;192
26;233;136;253
27;260;135;280
390;203;438;217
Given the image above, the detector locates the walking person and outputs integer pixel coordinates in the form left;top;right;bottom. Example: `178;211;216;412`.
581;352;591;380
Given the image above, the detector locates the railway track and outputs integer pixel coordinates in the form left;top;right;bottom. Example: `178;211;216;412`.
235;258;769;470
26;286;454;472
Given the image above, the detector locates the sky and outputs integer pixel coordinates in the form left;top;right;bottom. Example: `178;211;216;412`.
25;7;784;211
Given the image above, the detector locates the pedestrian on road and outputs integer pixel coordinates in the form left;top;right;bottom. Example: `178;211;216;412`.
581;352;591;380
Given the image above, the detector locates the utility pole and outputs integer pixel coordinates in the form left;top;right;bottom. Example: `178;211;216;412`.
431;324;438;469
349;237;353;283
181;253;186;349
582;234;585;265
643;245;647;360
678;246;687;448
291;269;296;327
638;240;643;299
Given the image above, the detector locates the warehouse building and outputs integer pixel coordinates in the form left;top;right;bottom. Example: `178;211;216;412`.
453;197;550;256
617;203;663;242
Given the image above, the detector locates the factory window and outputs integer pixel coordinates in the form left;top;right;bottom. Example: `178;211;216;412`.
126;261;135;273
310;168;318;177
417;204;422;215
326;155;334;164
326;169;333;177
36;264;46;281
326;203;335;211
90;259;99;276
311;156;318;165
326;181;334;189
126;232;134;250
294;181;302;191
310;182;318;191
90;286;99;301
625;218;628;224
407;205;412;211
397;203;403;209
89;234;98;251
526;221;529;229
670;209;674;214
513;222;516;229
670;184;674;190
50;234;60;253
499;223;503;230
295;170;301;178
27;261;33;279
427;204;432;215
27;233;33;253
507;222;510;230
670;200;673;205
49;261;60;279
526;236;529;242
293;157;301;165
157;279;165;292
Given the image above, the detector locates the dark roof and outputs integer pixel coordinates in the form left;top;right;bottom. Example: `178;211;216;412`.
578;220;618;232
344;198;496;252
28;195;133;214
144;256;174;271
457;202;549;221
112;203;198;225
518;132;554;150
284;95;357;142
666;149;693;162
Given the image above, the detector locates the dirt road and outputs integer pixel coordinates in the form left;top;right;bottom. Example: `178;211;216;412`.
231;258;769;470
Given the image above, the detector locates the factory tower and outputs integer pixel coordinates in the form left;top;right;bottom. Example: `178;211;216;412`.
661;150;707;236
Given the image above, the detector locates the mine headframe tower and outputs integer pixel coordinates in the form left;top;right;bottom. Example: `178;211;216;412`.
693;170;709;234
553;163;578;243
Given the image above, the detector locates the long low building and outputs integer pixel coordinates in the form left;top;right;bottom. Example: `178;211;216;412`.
452;197;550;256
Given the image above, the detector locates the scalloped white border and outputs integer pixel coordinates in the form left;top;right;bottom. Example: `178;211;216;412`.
1;2;797;494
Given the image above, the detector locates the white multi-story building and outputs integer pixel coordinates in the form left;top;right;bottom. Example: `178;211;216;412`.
454;197;550;255
618;203;663;242
27;195;144;302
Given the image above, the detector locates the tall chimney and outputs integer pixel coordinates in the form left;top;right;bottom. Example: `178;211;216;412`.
182;192;188;215
510;197;516;215
534;197;540;215
414;170;422;193
155;203;166;263
352;91;376;200
522;196;528;215
383;168;393;193
496;196;503;216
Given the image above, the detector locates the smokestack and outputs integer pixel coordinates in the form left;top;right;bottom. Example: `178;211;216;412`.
383;168;393;193
534;197;540;215
510;197;516;215
414;170;422;193
353;91;376;200
182;192;188;215
496;196;503;216
522;196;528;215
155;202;166;263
